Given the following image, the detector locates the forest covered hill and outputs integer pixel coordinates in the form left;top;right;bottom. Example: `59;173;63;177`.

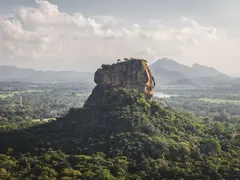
0;87;239;179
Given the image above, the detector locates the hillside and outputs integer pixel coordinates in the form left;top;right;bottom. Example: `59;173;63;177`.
0;65;94;83
150;58;232;86
150;58;191;75
0;88;239;179
148;68;187;88
0;60;239;179
192;63;225;77
168;78;197;87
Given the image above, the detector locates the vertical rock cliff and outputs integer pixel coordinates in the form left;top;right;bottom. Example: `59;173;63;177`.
85;59;155;106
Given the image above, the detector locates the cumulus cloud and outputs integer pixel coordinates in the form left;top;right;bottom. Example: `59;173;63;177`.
0;1;238;74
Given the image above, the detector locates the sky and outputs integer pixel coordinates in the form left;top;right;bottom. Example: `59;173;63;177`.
0;0;240;75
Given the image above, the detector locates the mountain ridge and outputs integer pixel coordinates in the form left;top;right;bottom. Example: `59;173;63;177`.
150;58;232;86
0;58;233;86
0;65;94;83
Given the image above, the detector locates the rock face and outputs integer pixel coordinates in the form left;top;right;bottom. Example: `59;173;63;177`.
85;59;155;106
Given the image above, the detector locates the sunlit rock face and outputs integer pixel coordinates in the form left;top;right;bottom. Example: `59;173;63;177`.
85;59;155;107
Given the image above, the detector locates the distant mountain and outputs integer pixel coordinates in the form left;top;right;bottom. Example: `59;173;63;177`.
150;68;187;87
151;58;192;75
191;63;227;78
150;58;232;86
0;65;94;83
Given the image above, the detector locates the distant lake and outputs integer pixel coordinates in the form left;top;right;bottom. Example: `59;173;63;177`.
154;92;177;98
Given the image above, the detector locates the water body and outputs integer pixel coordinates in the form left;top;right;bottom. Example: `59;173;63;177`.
154;92;177;98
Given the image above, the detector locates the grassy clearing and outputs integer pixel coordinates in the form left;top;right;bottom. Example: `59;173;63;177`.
0;93;15;99
0;90;45;99
199;98;240;104
76;93;83;96
21;90;44;93
31;118;55;122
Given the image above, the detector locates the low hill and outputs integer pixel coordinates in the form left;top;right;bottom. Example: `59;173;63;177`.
0;65;94;83
168;78;197;87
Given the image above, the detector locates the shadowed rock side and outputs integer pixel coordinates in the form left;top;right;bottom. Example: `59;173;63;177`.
85;59;155;106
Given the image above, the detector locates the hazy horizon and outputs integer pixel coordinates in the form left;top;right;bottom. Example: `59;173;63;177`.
1;1;240;76
0;58;233;77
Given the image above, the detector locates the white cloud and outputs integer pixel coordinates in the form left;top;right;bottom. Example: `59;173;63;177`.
0;1;239;74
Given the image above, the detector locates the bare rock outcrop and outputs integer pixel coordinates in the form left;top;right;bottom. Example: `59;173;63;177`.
85;59;155;107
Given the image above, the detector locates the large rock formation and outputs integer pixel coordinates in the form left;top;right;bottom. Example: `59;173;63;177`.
85;59;155;106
